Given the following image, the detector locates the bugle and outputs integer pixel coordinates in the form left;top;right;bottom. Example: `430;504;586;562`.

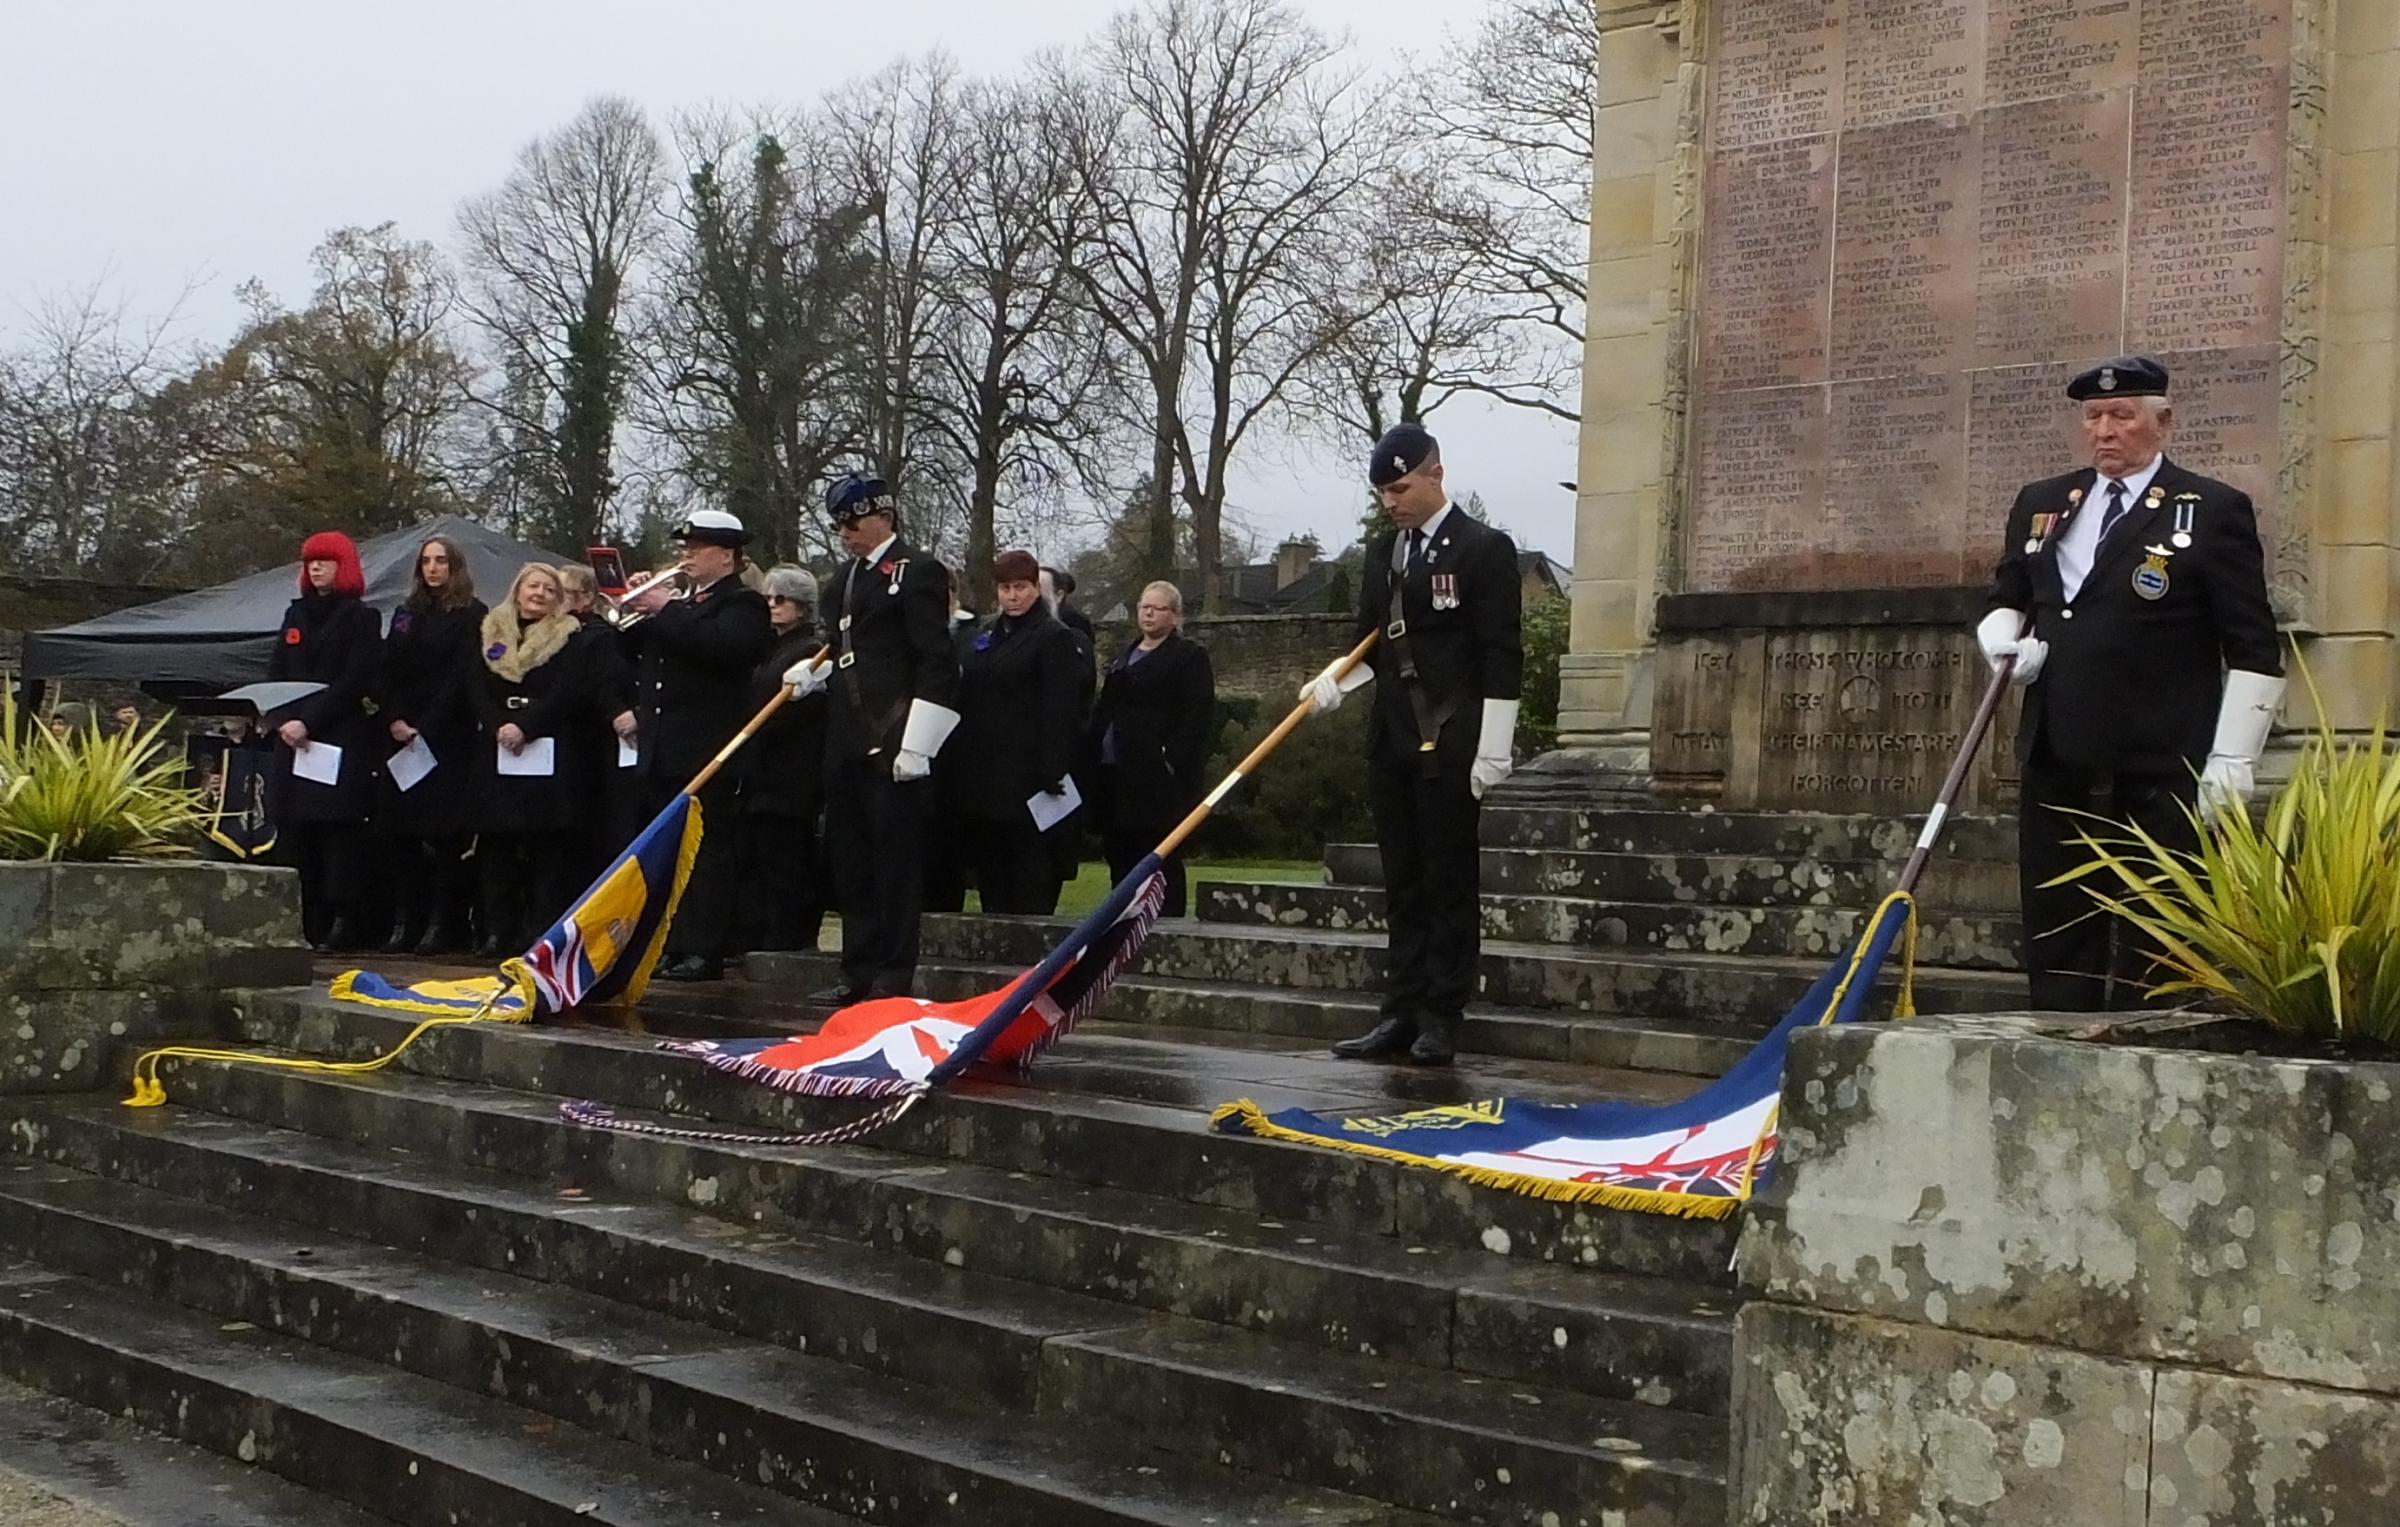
602;568;690;627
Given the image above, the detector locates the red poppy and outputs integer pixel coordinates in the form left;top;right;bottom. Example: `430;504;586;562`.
877;561;897;577
283;628;302;645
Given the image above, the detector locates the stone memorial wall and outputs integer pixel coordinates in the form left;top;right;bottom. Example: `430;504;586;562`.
1686;0;2291;595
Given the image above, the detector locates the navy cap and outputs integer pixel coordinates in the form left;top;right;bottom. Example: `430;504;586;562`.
2067;355;2170;402
1368;423;1438;488
825;474;896;523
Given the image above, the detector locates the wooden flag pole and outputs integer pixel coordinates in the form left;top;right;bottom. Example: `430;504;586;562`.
680;645;829;798
1894;622;2024;896
1154;631;1380;860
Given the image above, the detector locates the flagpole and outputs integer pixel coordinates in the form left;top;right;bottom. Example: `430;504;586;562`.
1894;630;2022;896
1154;631;1379;860
678;645;830;798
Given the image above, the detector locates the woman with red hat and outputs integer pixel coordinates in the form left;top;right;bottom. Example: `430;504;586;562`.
265;530;382;950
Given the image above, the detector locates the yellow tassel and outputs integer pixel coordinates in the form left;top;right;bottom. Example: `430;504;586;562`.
123;992;509;1111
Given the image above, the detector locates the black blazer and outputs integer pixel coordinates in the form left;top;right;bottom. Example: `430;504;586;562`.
742;624;829;818
374;598;487;835
623;575;775;782
1093;632;1215;831
1989;456;2282;774
265;593;382;823
470;623;601;834
950;606;1085;823
1350;508;1524;768
823;539;961;769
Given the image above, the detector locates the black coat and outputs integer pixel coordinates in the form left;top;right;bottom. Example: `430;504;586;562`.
824;539;961;769
743;624;829;819
1351;509;1524;769
373;598;487;836
949;606;1085;823
1093;632;1215;832
470;616;602;835
624;576;775;783
1989;456;2283;774
266;592;382;823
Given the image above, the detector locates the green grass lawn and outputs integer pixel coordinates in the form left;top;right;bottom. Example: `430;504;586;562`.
971;857;1324;917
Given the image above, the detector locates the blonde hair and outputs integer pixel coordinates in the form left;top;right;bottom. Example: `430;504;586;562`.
1139;580;1184;618
507;562;564;608
554;563;598;598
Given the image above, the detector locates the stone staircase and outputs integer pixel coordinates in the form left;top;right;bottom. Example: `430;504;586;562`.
0;801;2022;1525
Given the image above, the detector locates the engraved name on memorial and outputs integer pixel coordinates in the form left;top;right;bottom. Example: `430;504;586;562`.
1688;0;2292;596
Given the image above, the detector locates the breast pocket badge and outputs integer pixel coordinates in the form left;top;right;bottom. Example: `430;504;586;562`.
1430;573;1460;612
2133;552;2171;601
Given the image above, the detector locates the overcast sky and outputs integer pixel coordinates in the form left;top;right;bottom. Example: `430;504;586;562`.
0;0;1582;566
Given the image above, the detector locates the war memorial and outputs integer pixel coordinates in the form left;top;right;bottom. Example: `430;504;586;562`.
0;0;2395;1524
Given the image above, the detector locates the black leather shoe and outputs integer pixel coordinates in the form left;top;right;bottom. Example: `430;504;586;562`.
1330;1017;1418;1061
1407;1016;1458;1067
808;983;871;1006
417;924;466;956
322;917;360;953
472;935;505;960
381;925;422;955
656;955;724;982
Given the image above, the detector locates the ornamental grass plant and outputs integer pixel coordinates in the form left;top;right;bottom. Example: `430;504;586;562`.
2057;659;2400;1045
0;694;206;862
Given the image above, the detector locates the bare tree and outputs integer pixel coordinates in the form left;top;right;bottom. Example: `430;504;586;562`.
0;282;205;577
1415;0;1598;416
639;117;874;566
457;96;666;549
821;56;964;528
201;224;479;543
1048;0;1380;603
917;76;1116;607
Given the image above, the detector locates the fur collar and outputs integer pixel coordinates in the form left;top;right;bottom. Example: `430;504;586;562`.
480;604;577;682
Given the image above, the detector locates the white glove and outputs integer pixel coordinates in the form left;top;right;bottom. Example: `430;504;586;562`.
2197;670;2284;823
1470;698;1520;801
892;698;962;783
1298;658;1374;716
1975;608;2047;687
785;655;831;699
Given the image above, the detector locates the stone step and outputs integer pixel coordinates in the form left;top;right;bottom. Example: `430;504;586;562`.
1319;842;2018;914
1478;804;2015;863
46;1028;1744;1365
0;1373;387;1527
0;1260;849;1527
0;1161;1518;1526
1199;881;2021;971
696;959;1762;1076
908;914;2025;1024
240;989;1742;1283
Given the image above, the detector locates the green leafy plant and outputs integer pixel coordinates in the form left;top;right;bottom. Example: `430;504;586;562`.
2058;657;2400;1043
0;695;208;862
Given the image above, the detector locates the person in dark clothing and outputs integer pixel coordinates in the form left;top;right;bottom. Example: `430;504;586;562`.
738;566;832;952
373;535;487;954
785;475;963;1002
1046;565;1098;646
1091;580;1215;918
469;563;597;956
265;530;382;951
1981;355;2285;1010
556;562;643;883
947;550;1086;915
1308;424;1524;1067
621;509;775;981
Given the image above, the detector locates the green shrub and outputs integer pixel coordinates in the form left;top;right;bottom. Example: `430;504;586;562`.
0;695;207;862
1190;693;1374;860
1517;592;1570;756
2062;657;2400;1043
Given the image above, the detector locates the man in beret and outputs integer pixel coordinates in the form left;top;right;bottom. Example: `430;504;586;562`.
623;508;776;981
786;475;963;1003
1981;355;2283;1010
1301;423;1523;1064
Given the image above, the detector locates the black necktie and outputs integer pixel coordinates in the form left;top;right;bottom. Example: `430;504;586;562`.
1404;528;1425;572
2097;479;2129;546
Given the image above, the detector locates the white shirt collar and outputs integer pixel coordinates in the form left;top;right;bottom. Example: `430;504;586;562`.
857;534;898;567
1409;502;1454;545
2096;454;2165;507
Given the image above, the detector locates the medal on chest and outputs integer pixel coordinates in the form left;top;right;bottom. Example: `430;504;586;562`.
1430;573;1460;611
2028;488;2082;554
2171;494;2197;549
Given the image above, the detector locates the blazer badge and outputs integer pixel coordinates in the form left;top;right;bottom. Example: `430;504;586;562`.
2133;552;2171;601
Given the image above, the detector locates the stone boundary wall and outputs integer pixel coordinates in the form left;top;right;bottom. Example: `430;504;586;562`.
1157;613;1355;698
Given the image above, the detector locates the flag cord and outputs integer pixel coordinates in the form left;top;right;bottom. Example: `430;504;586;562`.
124;991;518;1108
